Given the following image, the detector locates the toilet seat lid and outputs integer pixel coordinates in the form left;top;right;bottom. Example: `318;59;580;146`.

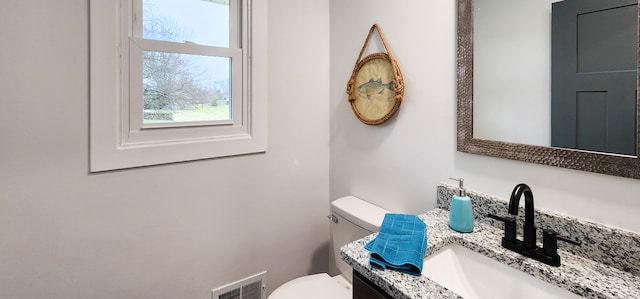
268;273;351;299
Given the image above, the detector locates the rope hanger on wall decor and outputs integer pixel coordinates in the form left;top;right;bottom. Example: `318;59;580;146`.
346;24;405;125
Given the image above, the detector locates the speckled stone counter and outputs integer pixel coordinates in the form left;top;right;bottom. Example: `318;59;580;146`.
340;185;640;299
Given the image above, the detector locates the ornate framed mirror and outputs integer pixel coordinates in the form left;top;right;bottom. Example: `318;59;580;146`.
456;0;640;179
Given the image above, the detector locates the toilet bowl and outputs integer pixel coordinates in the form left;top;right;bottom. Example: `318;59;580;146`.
268;196;389;299
267;273;351;299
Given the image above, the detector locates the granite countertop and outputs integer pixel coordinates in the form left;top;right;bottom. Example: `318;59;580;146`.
340;208;640;299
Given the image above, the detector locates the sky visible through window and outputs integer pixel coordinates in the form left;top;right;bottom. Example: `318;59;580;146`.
144;0;230;80
146;0;229;47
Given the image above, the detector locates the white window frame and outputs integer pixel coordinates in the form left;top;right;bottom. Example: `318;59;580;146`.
90;0;267;172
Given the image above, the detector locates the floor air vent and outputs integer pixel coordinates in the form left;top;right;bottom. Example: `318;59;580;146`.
212;271;266;299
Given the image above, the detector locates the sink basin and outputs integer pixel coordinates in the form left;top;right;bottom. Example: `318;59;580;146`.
422;244;582;299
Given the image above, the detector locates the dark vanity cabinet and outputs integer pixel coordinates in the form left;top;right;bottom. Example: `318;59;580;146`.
353;271;393;299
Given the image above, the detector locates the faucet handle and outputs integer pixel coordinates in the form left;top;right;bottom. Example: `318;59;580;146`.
543;229;581;257
487;214;517;242
557;234;581;246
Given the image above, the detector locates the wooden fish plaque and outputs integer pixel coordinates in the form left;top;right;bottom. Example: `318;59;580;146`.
346;24;404;125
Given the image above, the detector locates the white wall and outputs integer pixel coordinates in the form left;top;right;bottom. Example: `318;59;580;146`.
330;0;458;216
330;0;640;240
0;0;329;298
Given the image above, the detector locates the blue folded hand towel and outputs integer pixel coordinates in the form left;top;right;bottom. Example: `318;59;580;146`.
364;213;427;276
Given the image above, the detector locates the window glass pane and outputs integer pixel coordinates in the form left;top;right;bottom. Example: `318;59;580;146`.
142;51;231;123
142;0;230;48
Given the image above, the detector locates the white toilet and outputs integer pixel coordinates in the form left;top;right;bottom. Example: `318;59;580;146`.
268;196;389;299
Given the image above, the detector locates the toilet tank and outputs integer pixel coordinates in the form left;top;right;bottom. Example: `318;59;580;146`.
329;196;389;282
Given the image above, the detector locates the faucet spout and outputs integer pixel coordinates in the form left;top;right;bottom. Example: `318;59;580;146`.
508;183;536;249
508;183;535;227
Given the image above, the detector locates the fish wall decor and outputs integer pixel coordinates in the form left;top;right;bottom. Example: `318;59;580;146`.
346;24;404;125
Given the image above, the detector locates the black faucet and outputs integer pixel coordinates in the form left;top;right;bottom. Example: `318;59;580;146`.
508;184;537;249
488;184;580;267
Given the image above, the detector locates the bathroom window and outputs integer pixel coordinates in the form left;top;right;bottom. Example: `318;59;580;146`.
90;0;266;172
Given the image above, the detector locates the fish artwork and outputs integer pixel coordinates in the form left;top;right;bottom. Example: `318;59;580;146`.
357;78;394;99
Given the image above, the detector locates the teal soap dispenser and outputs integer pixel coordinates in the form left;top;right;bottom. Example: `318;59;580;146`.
449;178;474;233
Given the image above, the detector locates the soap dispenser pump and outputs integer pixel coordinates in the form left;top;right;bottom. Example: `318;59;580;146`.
449;178;474;233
